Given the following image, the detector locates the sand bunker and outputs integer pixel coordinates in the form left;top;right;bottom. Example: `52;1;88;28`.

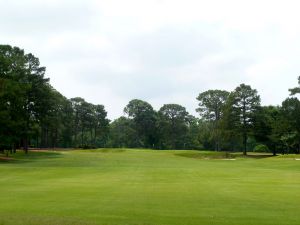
221;159;236;161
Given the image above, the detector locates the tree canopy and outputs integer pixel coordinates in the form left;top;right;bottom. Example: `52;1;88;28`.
1;44;300;154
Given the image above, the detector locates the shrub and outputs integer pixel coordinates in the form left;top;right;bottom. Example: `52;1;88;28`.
253;144;269;153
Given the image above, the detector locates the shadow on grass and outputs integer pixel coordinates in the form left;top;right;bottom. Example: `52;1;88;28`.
233;152;275;159
89;148;126;153
175;151;276;160
0;150;63;164
175;151;236;160
242;154;274;159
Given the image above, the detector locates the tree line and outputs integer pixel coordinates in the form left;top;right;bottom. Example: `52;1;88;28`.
1;45;300;155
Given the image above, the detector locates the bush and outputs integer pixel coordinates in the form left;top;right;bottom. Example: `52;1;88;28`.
253;144;269;153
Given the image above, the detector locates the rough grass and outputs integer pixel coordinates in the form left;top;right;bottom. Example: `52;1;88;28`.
0;149;300;225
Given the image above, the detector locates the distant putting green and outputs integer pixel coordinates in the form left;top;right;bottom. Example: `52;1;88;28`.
0;149;300;225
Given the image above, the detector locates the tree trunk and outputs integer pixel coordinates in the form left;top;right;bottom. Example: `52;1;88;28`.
23;138;28;154
242;101;247;155
272;147;276;156
81;127;84;147
90;128;93;147
243;131;247;155
54;128;58;148
214;119;220;151
215;141;219;151
74;130;77;147
36;135;39;149
94;127;97;147
12;143;16;153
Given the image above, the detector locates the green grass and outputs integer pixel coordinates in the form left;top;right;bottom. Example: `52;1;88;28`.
0;149;300;225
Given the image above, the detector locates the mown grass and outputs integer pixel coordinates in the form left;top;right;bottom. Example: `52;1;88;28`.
0;149;300;225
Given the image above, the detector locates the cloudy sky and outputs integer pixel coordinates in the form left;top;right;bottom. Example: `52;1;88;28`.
1;0;300;119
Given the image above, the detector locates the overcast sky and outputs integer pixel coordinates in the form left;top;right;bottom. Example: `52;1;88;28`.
1;0;300;119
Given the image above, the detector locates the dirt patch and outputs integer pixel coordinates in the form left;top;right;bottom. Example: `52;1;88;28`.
29;148;74;151
0;156;14;161
221;158;236;161
30;149;52;152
